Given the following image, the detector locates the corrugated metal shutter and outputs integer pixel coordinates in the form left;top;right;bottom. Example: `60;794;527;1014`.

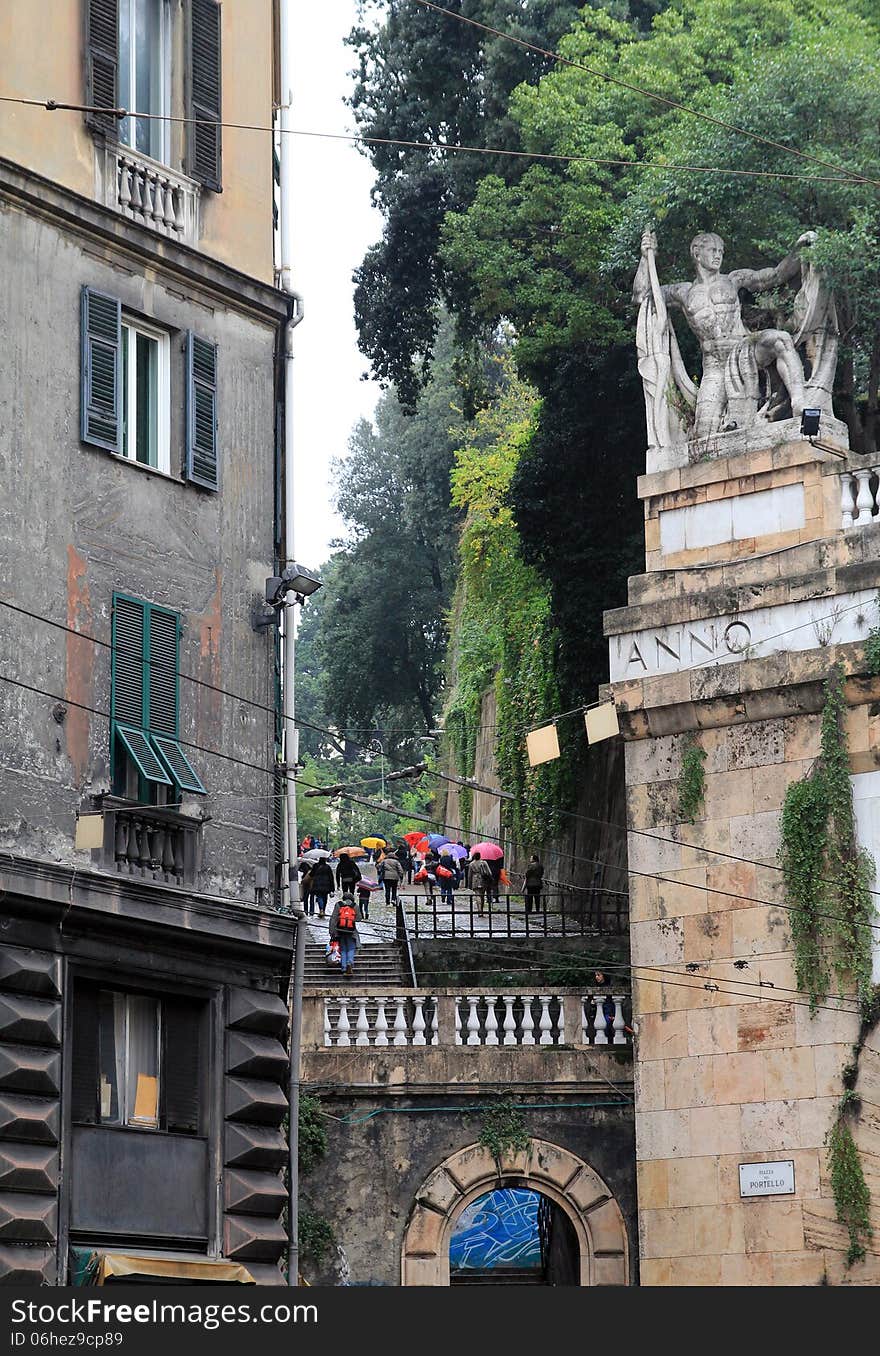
71;985;100;1125
162;999;202;1133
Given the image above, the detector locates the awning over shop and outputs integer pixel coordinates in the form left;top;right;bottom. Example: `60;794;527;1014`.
70;1248;254;1285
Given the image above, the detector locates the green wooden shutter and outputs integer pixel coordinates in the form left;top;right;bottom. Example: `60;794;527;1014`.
111;594;146;727
144;604;207;793
81;287;121;452
116;724;172;785
85;0;119;138
147;607;179;737
151;736;206;794
187;0;222;191
185;333;219;491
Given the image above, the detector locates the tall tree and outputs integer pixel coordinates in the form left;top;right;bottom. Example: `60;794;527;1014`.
312;326;465;742
347;0;590;406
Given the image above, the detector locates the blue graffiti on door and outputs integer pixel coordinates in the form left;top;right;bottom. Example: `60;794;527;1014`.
449;1188;541;1269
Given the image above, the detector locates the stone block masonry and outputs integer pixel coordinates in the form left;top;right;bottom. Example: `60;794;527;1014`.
607;434;880;1285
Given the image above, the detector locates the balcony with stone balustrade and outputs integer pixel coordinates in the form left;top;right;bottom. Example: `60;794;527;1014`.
96;141;200;245
300;988;633;1095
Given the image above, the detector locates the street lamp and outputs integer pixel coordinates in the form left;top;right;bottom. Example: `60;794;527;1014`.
263;560;322;1290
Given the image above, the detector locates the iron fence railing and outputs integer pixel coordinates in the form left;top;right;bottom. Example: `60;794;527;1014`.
401;890;627;940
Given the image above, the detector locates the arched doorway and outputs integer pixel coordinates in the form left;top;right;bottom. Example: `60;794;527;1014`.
449;1185;580;1285
401;1139;628;1286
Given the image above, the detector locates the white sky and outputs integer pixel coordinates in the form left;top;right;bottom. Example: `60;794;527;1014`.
290;1;383;569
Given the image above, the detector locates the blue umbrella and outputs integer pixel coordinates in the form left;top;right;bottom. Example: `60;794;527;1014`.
427;833;450;851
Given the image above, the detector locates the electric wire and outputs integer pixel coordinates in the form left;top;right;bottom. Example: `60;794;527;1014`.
0;93;869;187
288;913;863;1014
408;0;878;188
0;657;869;1014
7;576;877;920
5;630;880;935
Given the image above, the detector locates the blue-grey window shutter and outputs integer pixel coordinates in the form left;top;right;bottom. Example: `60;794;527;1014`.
185;332;219;491
81;286;121;452
187;0;223;191
85;0;119;139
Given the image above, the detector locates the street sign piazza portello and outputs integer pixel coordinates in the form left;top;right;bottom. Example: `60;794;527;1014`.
738;1160;796;1198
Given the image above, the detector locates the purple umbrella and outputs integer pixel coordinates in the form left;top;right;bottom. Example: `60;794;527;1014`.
447;844;468;861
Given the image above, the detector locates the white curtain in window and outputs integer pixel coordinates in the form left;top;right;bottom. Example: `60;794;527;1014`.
126;995;159;1125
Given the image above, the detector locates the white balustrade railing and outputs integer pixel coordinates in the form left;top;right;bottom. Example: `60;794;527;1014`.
322;991;631;1048
840;468;880;529
325;996;440;1048
97;142;199;245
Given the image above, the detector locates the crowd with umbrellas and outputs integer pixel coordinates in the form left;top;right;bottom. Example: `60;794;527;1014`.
296;829;509;916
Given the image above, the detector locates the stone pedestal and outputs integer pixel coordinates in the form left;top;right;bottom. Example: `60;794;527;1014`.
605;435;880;1285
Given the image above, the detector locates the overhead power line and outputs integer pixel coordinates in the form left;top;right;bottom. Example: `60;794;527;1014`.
5;594;880;922
3;656;879;940
409;0;877;188
296;914;862;1019
0;93;871;187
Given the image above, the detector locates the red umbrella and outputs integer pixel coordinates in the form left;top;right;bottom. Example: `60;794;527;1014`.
402;831;424;846
470;841;503;861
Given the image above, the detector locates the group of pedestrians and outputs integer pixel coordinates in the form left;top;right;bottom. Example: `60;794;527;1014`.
298;837;547;979
415;844;545;917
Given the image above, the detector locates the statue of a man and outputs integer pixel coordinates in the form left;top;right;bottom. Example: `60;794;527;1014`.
633;228;819;442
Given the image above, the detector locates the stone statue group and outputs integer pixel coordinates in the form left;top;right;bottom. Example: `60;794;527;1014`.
632;227;839;453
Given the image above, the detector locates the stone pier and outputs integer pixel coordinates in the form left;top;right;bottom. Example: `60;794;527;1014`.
605;429;880;1285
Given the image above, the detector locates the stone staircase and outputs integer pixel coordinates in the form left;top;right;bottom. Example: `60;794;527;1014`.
451;1269;545;1286
304;941;411;989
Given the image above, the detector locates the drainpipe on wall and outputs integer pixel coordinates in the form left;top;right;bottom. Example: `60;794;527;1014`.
278;0;307;1290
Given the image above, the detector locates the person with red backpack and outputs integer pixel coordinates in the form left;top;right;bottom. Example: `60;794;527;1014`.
328;892;360;977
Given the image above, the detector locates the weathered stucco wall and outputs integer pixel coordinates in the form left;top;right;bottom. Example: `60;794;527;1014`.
0;164;286;901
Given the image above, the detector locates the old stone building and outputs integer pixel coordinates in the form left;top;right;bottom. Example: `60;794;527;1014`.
607;229;880;1283
0;0;295;1283
299;980;636;1286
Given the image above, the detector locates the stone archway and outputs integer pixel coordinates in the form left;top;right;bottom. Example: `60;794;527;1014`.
401;1139;629;1286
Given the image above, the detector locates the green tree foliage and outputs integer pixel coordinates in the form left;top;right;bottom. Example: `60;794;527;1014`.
347;0;608;406
611;1;880;451
438;0;879;695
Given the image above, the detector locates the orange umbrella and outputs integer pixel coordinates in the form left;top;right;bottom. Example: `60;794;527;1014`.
333;846;367;858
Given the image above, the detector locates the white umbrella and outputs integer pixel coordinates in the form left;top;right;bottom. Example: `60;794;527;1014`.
302;848;332;863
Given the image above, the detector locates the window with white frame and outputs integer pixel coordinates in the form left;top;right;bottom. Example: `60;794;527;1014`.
120;317;170;473
118;0;170;163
